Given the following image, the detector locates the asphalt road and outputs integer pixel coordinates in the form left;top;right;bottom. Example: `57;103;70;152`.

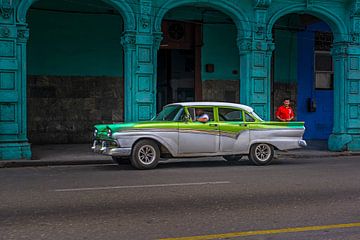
1;156;360;240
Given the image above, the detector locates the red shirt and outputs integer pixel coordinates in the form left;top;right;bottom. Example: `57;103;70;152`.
276;105;294;121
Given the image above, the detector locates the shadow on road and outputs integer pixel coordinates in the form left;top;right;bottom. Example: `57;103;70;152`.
94;158;314;171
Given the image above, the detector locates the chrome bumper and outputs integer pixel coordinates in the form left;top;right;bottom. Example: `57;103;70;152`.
299;140;307;147
91;140;131;157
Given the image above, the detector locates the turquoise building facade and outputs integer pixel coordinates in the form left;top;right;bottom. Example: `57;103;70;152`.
0;0;360;159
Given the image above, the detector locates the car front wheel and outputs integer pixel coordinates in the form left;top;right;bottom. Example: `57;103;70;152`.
248;143;274;166
130;140;160;170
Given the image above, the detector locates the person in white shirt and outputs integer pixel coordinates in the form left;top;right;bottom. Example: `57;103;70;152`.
195;109;209;123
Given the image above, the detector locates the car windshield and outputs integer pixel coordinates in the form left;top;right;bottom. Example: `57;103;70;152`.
153;105;182;121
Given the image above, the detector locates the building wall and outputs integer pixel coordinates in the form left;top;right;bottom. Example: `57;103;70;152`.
27;9;124;76
201;24;240;81
26;7;124;144
201;24;240;102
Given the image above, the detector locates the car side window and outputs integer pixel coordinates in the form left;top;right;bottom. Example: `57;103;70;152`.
245;112;255;122
187;107;214;122
218;108;244;122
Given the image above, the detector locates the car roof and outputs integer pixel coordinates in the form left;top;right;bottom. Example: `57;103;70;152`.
166;102;254;113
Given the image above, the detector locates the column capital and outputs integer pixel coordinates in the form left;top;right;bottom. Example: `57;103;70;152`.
153;31;163;50
121;31;136;50
237;38;275;55
331;41;350;57
16;25;29;43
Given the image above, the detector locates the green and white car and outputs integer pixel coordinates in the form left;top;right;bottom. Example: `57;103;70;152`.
92;102;306;169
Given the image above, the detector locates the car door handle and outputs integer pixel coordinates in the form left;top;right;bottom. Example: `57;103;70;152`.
239;123;248;127
209;123;218;127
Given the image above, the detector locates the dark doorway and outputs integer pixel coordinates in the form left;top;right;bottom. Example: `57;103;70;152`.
157;49;195;112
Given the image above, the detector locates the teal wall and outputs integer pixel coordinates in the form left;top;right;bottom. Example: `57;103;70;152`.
163;7;239;81
202;24;239;81
27;10;124;77
273;29;298;83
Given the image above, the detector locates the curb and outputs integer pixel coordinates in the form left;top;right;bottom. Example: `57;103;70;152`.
0;159;114;168
1;152;360;168
276;152;360;159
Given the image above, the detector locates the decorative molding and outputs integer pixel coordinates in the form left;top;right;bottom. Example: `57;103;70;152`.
121;31;136;50
139;17;151;31
140;0;152;14
351;0;360;17
0;0;13;19
237;38;274;54
153;32;163;50
0;26;10;37
237;38;253;54
17;27;29;42
351;0;360;44
254;0;271;9
331;42;349;57
305;0;315;8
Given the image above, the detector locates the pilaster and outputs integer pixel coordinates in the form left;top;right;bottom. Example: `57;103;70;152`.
121;30;136;122
0;0;31;159
238;2;274;120
329;41;360;151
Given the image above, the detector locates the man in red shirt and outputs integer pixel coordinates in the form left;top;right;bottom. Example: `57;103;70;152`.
276;98;294;122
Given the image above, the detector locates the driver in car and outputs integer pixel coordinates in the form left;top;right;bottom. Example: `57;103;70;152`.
195;109;209;123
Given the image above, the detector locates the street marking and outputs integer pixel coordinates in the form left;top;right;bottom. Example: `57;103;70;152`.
160;222;360;240
53;181;230;192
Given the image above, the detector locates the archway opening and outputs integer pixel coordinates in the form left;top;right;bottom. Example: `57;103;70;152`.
26;0;125;144
272;14;334;140
157;5;240;112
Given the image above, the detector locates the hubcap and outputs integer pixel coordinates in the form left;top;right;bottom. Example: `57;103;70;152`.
255;144;271;162
138;145;156;165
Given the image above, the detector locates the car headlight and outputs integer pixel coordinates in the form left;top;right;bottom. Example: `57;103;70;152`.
107;128;112;137
93;129;98;137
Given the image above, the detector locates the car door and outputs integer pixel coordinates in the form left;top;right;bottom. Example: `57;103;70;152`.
218;107;250;153
178;107;219;154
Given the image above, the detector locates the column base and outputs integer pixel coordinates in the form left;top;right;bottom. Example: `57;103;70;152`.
347;135;360;151
0;142;31;160
328;134;352;152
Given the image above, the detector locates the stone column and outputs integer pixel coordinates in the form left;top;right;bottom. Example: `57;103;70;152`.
329;41;360;151
237;0;274;120
238;38;274;120
119;0;161;122
121;30;136;122
0;1;31;159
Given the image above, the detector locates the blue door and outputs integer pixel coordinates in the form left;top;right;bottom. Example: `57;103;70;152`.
297;22;334;140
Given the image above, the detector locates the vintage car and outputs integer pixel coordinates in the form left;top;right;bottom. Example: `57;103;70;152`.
92;102;306;169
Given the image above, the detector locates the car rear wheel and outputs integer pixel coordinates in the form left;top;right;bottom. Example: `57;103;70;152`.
249;143;274;166
223;155;243;161
130;140;160;170
112;156;130;165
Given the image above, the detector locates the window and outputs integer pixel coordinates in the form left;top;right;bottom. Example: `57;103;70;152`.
153;105;182;121
315;51;333;90
218;108;243;122
314;31;334;90
245;112;255;122
187;107;214;121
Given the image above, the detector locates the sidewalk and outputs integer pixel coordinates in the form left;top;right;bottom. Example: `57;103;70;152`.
0;141;359;168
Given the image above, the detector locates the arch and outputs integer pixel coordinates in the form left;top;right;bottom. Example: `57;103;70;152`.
153;0;252;38
16;0;136;31
267;4;348;42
